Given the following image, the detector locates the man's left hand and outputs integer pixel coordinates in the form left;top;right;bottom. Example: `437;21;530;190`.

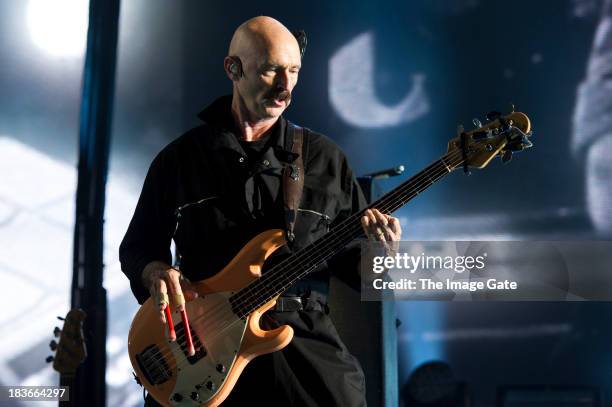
360;209;402;254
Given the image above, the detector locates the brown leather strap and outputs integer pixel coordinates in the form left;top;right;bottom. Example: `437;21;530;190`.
283;124;305;243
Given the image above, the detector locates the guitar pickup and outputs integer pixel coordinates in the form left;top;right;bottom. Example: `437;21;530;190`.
174;321;207;364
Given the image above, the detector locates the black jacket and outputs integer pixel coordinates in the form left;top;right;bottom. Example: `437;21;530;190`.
119;95;367;304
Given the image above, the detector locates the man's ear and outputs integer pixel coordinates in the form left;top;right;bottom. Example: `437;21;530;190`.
224;56;243;81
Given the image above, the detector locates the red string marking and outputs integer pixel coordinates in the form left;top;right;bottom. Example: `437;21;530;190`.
165;306;176;341
181;309;195;356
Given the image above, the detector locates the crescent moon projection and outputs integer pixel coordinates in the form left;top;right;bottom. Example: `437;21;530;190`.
329;32;429;128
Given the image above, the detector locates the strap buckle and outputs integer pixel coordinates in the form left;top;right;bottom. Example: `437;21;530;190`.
274;296;303;312
289;164;300;181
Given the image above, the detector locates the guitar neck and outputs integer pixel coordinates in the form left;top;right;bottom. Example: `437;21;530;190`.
230;151;463;316
59;374;74;407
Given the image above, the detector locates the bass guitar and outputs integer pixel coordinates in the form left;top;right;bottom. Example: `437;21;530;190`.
128;110;533;406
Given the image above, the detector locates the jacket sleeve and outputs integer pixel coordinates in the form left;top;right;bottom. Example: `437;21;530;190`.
119;151;177;304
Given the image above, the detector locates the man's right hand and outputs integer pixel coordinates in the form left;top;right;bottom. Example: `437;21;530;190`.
142;261;199;327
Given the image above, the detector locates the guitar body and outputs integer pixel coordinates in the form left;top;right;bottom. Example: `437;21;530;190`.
128;229;293;407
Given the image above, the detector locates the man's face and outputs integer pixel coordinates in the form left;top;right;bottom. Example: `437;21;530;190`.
236;43;301;120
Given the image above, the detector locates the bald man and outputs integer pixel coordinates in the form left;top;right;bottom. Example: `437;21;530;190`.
120;16;400;406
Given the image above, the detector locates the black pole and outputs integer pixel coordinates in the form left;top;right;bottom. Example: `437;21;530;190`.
71;0;120;406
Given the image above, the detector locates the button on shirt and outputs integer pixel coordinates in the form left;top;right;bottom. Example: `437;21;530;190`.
237;130;279;219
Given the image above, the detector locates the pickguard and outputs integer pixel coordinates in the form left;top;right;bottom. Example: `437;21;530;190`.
166;292;246;406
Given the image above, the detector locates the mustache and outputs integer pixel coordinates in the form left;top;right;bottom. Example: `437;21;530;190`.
266;89;291;102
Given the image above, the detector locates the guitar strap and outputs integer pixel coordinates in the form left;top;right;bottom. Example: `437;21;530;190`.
283;122;307;243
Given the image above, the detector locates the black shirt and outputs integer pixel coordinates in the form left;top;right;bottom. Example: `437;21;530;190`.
238;129;278;220
119;95;367;304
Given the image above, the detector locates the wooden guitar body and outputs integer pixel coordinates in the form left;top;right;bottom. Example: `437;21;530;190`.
128;229;293;407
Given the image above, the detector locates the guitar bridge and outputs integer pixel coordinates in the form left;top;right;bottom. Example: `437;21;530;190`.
135;344;172;385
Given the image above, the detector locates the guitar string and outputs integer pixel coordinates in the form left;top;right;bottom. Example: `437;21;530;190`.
218;148;452;314
143;146;471;377
143;147;468;376
234;156;455;315
230;151;458;312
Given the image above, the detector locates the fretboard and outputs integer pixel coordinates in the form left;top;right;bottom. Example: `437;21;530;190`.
230;150;464;317
59;374;74;407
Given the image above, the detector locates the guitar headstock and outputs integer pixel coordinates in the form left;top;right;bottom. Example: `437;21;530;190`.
47;309;87;376
447;109;533;170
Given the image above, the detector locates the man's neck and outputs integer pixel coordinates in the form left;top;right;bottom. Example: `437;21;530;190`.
231;96;278;142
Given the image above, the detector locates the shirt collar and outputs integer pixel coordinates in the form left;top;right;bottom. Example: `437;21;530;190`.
197;95;292;162
197;94;235;130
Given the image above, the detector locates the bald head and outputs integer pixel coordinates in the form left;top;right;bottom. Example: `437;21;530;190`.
229;16;300;61
225;17;302;123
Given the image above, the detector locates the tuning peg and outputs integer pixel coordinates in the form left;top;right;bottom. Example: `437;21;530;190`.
53;327;61;337
501;150;513;163
46;355;54;363
49;340;58;351
472;118;482;128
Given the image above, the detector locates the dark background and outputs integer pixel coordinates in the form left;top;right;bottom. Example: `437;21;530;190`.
1;0;611;406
